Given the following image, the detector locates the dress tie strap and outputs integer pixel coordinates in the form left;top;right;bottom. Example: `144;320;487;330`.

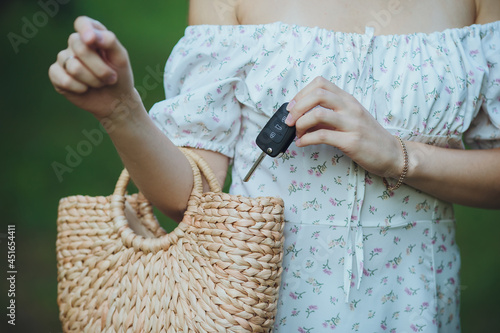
341;27;373;303
343;160;366;303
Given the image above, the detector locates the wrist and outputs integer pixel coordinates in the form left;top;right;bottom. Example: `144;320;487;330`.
403;140;425;182
97;88;147;133
383;136;409;191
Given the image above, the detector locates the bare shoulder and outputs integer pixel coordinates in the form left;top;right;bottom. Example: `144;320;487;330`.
188;0;240;25
475;0;500;24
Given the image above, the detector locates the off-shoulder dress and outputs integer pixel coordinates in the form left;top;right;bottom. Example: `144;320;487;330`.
150;21;500;332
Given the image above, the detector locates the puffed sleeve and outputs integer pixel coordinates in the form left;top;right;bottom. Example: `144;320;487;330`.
464;26;500;149
149;26;250;157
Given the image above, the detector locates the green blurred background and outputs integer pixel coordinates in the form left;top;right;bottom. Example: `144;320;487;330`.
0;1;499;332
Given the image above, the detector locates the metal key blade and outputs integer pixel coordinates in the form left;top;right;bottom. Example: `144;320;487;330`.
243;150;269;182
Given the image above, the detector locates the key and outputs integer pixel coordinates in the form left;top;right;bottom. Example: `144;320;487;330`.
243;102;296;182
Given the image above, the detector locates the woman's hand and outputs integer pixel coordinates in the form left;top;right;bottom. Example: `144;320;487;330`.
48;16;139;120
285;76;404;179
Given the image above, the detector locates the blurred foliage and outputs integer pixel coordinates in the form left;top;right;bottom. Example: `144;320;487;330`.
0;1;499;332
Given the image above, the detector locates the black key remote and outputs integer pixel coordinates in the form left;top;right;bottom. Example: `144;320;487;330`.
243;102;296;182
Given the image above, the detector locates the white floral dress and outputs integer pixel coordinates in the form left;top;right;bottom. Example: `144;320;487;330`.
150;21;500;332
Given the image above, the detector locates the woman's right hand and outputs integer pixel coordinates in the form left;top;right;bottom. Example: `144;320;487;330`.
48;16;140;120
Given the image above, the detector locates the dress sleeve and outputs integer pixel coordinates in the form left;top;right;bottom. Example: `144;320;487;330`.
149;26;249;157
464;27;500;149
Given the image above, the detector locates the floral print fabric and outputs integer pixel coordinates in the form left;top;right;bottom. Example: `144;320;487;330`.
150;21;500;332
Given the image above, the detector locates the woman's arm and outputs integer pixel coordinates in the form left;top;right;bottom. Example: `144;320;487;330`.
285;1;500;210
404;0;500;208
396;0;500;208
49;4;232;221
403;142;500;209
286;76;500;209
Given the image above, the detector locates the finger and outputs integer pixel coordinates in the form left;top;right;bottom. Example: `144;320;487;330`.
294;128;348;148
56;49;72;67
49;62;89;94
63;55;110;89
285;76;347;126
295;106;347;138
74;16;108;45
68;33;117;84
286;86;345;126
91;29;129;68
74;17;129;69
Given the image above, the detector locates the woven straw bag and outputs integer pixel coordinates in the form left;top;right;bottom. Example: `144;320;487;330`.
56;148;285;332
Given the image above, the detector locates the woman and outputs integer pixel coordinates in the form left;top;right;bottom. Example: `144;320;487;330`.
49;0;500;331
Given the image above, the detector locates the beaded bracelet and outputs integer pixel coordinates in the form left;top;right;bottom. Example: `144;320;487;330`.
383;136;409;191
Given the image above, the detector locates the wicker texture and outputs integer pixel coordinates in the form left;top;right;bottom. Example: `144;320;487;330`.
56;149;285;332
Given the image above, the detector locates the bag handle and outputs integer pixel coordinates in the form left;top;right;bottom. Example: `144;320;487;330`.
112;148;221;198
179;148;222;193
110;148;222;252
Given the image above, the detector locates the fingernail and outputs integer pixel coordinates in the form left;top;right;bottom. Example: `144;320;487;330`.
286;99;296;111
107;74;117;84
83;30;93;43
95;31;103;43
285;113;293;125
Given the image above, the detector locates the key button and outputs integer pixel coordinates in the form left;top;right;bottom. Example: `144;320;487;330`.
271;134;283;143
267;128;284;143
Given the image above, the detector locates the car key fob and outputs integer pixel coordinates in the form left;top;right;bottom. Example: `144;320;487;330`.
243;102;296;182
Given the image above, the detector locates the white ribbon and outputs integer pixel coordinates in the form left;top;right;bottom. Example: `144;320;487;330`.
343;161;367;302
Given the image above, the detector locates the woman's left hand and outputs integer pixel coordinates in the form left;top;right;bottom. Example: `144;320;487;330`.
285;76;403;179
